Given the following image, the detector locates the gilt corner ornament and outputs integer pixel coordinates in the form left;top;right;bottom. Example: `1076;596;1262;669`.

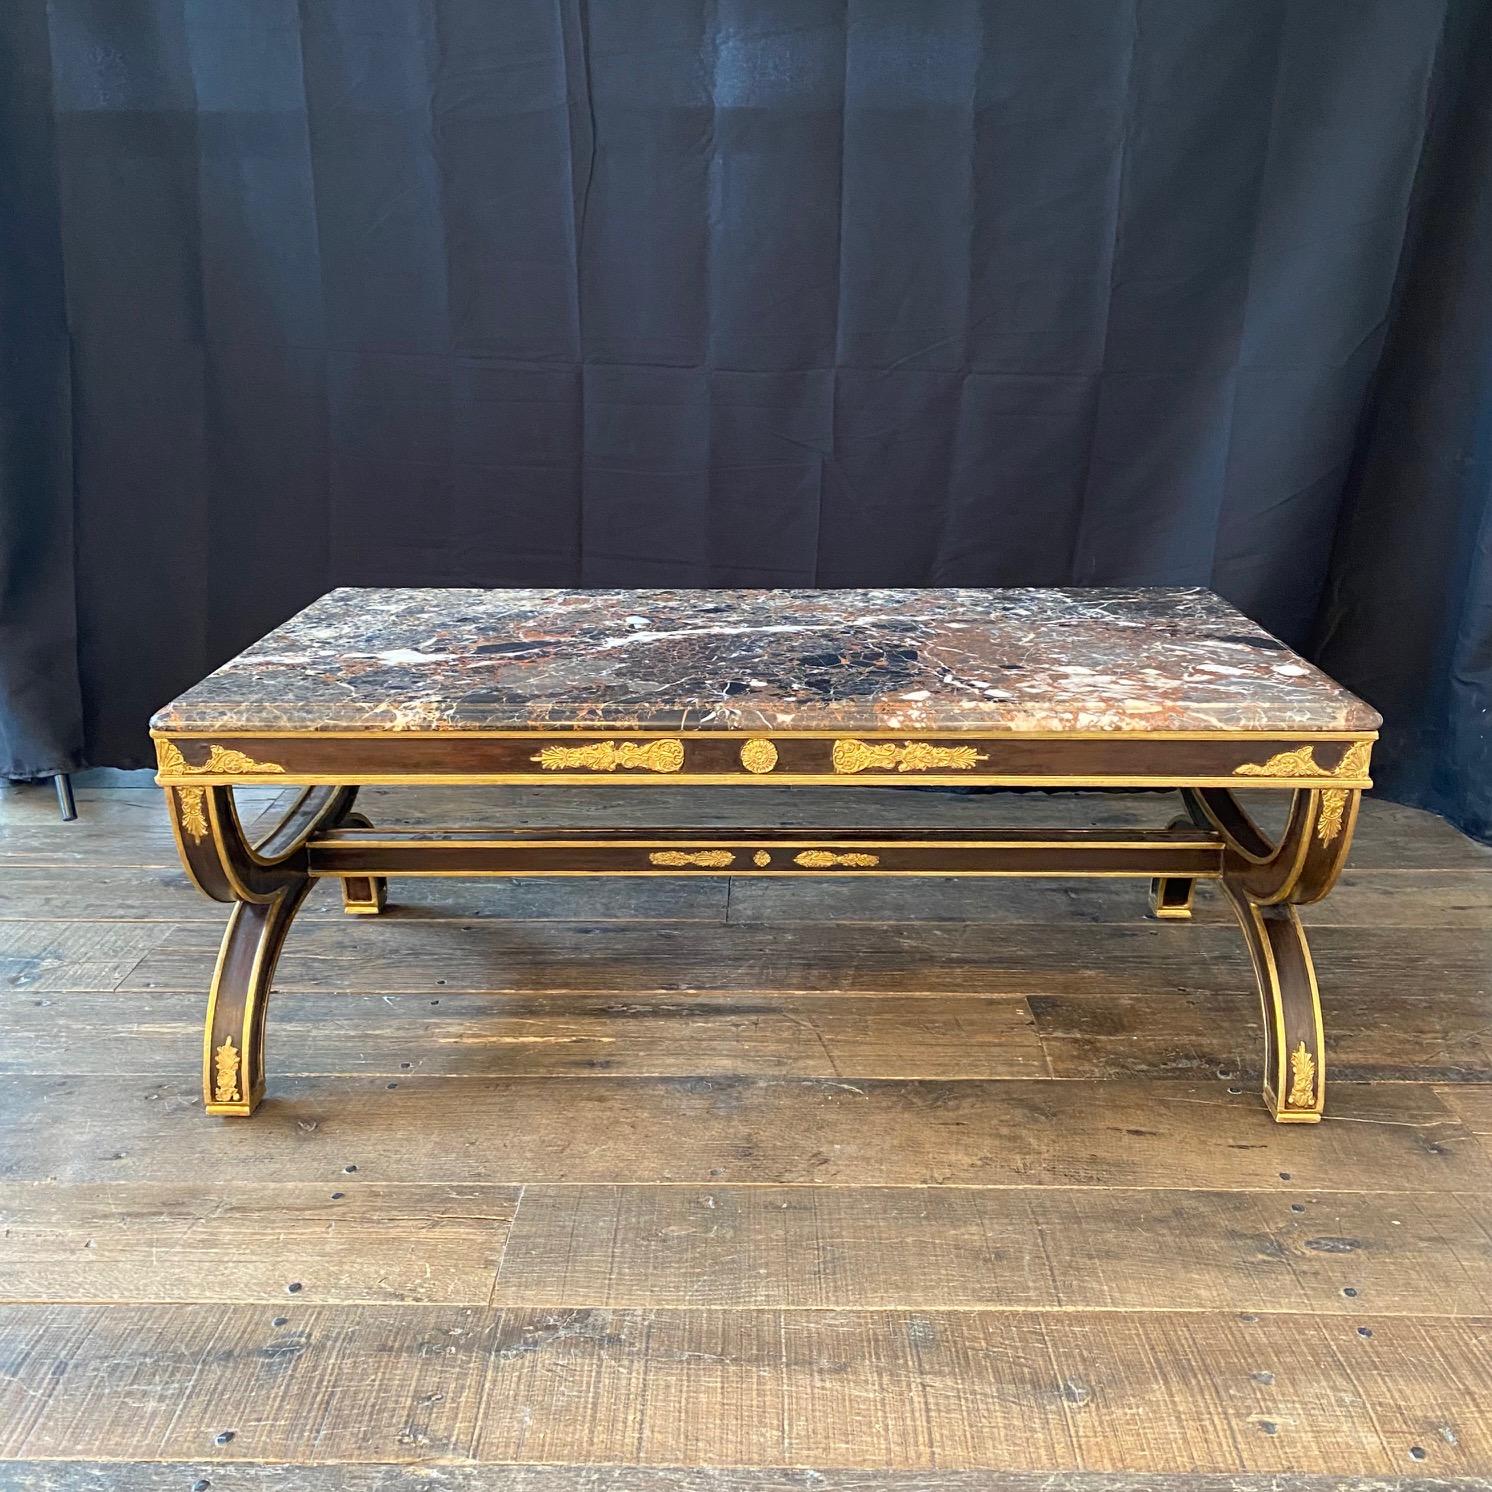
158;739;287;778
739;738;778;774
213;1036;242;1105
1235;739;1371;782
830;739;987;775
1336;739;1372;780
1287;1041;1317;1110
531;739;685;774
648;849;734;868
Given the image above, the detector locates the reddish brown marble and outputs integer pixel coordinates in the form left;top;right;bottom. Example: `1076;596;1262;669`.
152;588;1381;736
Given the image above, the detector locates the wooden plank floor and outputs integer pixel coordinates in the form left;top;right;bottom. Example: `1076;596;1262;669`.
3;781;1491;1491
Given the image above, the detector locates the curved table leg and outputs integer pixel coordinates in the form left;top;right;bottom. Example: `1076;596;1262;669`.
204;880;315;1115
165;783;359;1116
1182;784;1362;1122
1220;884;1324;1122
337;811;388;915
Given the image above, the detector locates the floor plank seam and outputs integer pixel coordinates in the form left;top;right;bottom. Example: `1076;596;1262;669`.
485;1183;525;1309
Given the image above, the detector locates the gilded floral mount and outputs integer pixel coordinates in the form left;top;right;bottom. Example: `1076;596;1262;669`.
1287;1040;1317;1110
1235;740;1371;782
158;740;286;843
531;740;685;773
648;849;733;867
831;739;987;775
158;740;287;777
1316;789;1350;846
213;1036;242;1105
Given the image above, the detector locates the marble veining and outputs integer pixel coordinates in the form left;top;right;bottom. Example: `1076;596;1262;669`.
151;588;1382;735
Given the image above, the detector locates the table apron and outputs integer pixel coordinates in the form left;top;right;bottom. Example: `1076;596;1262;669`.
152;730;1376;790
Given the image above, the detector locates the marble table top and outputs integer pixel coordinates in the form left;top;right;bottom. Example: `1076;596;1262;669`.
152;588;1381;737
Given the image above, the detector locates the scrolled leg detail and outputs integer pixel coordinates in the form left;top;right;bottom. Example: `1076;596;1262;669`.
204;880;315;1115
163;782;360;1116
1221;883;1324;1122
1183;784;1362;1122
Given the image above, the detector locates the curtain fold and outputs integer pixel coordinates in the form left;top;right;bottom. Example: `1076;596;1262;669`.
0;2;83;779
2;0;1488;839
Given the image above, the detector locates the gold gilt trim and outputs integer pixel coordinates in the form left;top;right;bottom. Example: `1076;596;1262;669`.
739;739;778;774
531;739;685;773
794;850;881;868
1287;1041;1316;1109
752;851;772;867
1337;739;1372;778
1236;739;1371;781
214;1037;242;1104
831;739;988;775
159;739;287;777
1316;788;1349;846
176;786;209;843
648;849;734;867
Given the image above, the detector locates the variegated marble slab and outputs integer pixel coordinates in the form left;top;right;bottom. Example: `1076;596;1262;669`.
152;588;1380;736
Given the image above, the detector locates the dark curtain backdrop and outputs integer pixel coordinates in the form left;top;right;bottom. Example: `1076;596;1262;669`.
3;0;1489;839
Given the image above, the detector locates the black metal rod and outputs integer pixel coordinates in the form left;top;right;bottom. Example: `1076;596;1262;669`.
54;773;77;822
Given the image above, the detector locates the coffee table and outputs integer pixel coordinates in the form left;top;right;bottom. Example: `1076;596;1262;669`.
153;587;1379;1123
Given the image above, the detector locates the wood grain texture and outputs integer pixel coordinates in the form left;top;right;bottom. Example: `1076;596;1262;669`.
0;787;283;868
0;1183;518;1304
3;783;1490;1484
0;1075;1478;1191
1;1304;1487;1472
9;981;1486;1085
0;921;173;993
0;866;730;921
7;1471;1488;1492
491;1183;1492;1315
0;991;1049;1080
117;917;1492;1002
5;1178;1485;1315
8;862;1484;927
1438;1087;1492;1133
727;869;1492;928
1034;988;1492;1083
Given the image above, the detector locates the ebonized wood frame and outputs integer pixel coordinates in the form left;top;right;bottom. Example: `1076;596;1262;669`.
156;728;1372;1124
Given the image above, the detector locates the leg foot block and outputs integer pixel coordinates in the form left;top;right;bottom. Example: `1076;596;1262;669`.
341;874;388;915
1149;876;1195;920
